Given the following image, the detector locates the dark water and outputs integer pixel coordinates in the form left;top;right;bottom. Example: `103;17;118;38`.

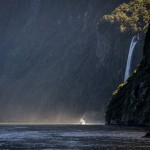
0;125;149;150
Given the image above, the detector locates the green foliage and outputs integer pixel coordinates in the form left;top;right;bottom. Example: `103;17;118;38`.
102;0;150;33
113;81;128;96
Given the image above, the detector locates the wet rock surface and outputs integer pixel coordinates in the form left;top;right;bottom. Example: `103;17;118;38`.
106;25;150;126
144;132;150;138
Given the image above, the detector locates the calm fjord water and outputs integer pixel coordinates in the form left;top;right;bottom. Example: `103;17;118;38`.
0;125;149;150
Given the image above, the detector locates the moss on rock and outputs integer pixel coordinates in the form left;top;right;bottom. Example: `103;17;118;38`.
106;24;150;126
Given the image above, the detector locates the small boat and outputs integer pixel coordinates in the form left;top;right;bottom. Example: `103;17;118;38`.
79;119;86;125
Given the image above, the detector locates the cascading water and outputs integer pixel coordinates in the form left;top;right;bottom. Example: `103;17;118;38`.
124;35;139;81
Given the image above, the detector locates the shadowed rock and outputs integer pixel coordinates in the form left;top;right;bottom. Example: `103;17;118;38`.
106;24;150;126
143;132;150;138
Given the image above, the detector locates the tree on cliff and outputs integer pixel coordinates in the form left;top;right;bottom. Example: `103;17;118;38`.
101;0;150;33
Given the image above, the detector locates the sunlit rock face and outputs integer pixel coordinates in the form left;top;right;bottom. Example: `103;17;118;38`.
0;0;141;123
106;25;150;126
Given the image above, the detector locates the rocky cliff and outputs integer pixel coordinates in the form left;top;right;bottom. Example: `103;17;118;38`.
106;25;150;126
0;0;142;123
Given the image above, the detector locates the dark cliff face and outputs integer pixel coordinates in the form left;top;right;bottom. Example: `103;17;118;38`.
0;0;142;123
106;25;150;126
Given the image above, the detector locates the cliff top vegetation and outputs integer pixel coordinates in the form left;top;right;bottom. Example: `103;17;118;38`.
101;0;150;33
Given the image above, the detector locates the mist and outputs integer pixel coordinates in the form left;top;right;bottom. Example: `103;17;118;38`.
0;0;143;123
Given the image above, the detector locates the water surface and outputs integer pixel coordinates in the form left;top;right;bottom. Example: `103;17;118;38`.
0;125;149;150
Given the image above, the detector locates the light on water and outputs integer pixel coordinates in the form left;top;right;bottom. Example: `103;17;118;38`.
0;125;149;149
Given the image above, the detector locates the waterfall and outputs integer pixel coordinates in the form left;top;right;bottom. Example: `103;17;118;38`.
124;35;139;81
